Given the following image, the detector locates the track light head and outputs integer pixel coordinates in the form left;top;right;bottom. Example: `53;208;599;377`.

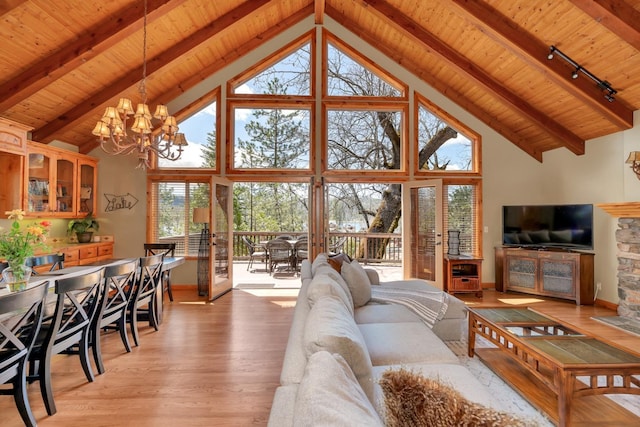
547;45;618;102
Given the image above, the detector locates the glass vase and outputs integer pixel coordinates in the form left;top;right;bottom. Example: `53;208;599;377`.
2;264;32;292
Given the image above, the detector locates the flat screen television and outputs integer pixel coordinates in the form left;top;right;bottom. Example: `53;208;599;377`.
502;204;593;250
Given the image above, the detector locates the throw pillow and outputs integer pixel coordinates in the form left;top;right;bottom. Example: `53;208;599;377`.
307;273;354;316
341;259;372;307
304;295;374;401
293;351;383;427
379;368;529;427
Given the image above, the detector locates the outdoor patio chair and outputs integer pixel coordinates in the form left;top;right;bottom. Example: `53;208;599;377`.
266;239;293;275
328;236;347;256
293;239;308;273
242;236;267;272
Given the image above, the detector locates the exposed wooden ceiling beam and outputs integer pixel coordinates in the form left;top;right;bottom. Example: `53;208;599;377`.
0;0;27;17
357;0;585;156
315;0;325;24
78;3;314;153
33;0;274;142
326;4;544;161
449;0;633;130
568;0;640;52
0;0;185;112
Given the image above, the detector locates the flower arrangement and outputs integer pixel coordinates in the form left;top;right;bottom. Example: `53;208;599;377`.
0;209;50;283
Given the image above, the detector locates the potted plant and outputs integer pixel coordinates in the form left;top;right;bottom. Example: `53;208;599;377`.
68;212;100;243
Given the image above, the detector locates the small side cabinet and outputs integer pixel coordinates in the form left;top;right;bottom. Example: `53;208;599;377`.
444;255;483;297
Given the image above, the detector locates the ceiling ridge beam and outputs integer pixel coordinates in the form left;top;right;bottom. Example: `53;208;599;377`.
326;4;543;161
33;0;275;142
77;3;314;153
449;0;633;130
0;0;184;113
568;0;640;52
358;0;584;155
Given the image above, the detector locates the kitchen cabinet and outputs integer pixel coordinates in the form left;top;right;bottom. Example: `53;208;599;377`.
0;118;30;214
25;141;97;217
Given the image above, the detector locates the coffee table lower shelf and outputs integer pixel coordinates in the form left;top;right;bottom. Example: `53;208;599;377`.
475;348;640;426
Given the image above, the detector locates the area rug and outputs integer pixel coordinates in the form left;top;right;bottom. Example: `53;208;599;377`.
446;340;554;427
591;315;640;337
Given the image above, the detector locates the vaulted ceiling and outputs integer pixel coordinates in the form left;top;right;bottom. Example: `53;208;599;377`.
1;0;639;161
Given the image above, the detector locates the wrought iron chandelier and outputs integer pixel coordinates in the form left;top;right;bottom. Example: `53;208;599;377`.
91;0;187;170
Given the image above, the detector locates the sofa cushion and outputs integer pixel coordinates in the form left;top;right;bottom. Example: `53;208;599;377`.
378;367;528;426
267;385;297;427
358;322;459;366
341;259;372;307
304;295;374;401
355;303;421;324
311;253;329;276
314;265;354;308
293;351;383;427
307;273;354;316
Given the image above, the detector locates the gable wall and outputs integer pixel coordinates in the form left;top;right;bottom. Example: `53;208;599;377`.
92;15;639;305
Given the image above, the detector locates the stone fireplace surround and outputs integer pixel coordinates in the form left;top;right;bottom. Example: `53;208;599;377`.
598;202;640;322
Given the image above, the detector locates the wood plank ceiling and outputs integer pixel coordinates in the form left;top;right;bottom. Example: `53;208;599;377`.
0;0;638;161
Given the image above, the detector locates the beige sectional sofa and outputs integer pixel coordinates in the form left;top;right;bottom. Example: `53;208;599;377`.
267;254;506;425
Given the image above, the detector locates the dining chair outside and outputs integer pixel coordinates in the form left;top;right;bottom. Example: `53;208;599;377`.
25;253;65;275
91;259;139;375
27;268;105;415
293;239;308;273
265;239;292;275
128;254;164;347
241;236;267;272
328;236;347;256
0;281;48;427
144;243;176;301
276;235;294;240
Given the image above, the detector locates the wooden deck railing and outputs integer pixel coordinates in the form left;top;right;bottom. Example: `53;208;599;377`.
159;231;402;265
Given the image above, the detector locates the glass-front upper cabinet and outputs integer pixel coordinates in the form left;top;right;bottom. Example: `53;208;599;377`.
25;142;98;218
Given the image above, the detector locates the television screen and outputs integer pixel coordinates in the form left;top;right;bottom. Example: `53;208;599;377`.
502;204;593;250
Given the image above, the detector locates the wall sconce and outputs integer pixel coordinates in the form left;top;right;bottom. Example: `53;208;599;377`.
547;46;617;102
626;152;640;180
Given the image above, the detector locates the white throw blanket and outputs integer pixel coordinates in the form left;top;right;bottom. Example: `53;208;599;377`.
370;285;450;329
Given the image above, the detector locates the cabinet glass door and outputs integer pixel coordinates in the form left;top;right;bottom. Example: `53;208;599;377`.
78;160;96;214
27;151;53;214
55;156;75;215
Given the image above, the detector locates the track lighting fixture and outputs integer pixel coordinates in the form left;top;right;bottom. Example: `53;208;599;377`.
547;46;617;102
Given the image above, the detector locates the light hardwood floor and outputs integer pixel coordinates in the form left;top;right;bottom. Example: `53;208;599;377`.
1;287;639;426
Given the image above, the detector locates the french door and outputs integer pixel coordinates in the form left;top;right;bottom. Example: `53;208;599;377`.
208;177;233;300
402;180;444;289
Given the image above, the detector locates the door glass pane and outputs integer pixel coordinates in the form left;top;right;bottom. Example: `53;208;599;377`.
56;158;74;214
214;184;229;281
410;186;436;281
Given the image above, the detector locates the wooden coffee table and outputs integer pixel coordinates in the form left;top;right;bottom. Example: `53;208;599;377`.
468;307;640;426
